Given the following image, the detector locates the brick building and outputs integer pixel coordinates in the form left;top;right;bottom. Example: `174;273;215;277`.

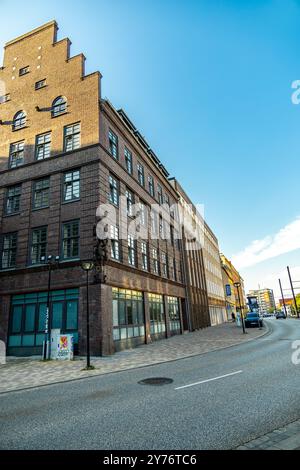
0;21;191;356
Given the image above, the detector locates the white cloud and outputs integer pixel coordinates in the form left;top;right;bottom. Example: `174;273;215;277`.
232;216;300;269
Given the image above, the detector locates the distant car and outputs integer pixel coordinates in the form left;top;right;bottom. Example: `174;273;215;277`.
276;312;286;319
245;312;264;328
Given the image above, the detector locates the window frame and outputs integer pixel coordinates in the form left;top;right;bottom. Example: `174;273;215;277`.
63;122;81;152
4;185;21;216
108;129;118;160
109;174;119;207
1;232;18;270
35;132;51;160
52;96;67;118
9;141;24;168
30;226;48;265
61;220;80;261
32;178;50;210
124;147;133;174
62;169;81;203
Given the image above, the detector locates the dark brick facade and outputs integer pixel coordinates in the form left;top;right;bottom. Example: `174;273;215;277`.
0;21;190;357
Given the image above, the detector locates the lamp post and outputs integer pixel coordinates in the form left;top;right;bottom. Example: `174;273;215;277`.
279;278;288;318
41;255;60;360
287;266;299;318
81;261;94;369
234;281;246;334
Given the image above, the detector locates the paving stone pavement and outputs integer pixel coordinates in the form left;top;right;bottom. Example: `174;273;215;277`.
0;322;267;393
236;419;300;450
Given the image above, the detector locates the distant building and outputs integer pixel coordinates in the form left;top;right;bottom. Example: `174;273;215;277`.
278;298;294;316
220;254;246;320
247;289;276;315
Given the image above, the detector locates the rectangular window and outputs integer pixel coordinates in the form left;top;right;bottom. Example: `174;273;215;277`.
109;175;119;206
62;220;80;260
32;178;50;209
165;194;170;206
64;123;81;152
35;132;51;160
149;293;165;335
161;252;168;277
148;175;155;197
5;185;21;215
125;148;133;174
19;66;29;76
112;288;144;341
1;233;17;269
109;130;118;160
157;185;163;205
141;241;148;271
139;201;147;226
63;169;80;202
173;259;177;281
126;189;134;217
137;162;145;186
159;215;164;239
8;289;79;351
167;296;181;332
9;141;24;168
110;225;120;261
31;227;47;265
152;248;159;275
35;79;46;90
128;235;136;266
170;225;174;246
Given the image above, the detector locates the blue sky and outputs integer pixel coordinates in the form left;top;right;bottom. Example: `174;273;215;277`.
1;0;300;298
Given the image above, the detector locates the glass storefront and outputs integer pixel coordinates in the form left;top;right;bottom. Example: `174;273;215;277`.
149;293;166;335
112;288;145;341
167;296;181;333
8;289;79;353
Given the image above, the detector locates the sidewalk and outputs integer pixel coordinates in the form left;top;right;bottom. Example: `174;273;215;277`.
0;322;267;394
237;419;300;450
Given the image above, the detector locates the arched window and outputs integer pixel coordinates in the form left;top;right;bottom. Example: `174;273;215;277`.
12;110;26;130
52;96;67;117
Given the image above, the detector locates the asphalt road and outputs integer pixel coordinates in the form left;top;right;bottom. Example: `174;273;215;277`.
1;318;300;450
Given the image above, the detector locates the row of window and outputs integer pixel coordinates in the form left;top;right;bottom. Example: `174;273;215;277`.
109;173;180;242
8;122;80;168
110;226;181;281
4;169;80;215
108;129;172;207
5;97;68;133
1;220;79;269
112;288;181;341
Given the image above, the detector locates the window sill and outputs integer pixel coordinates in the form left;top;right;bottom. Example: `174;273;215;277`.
62;198;81;205
12;126;28;132
3;212;20;218
32;206;49;212
51;111;69;119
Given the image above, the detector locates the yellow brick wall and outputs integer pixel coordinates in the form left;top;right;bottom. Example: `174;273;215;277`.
0;21;101;170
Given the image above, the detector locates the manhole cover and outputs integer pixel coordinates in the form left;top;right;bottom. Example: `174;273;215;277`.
138;377;173;386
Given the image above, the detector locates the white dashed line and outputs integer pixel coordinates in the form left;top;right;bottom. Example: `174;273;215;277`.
175;370;243;390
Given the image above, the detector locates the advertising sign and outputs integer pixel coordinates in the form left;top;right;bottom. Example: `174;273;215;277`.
51;330;74;360
225;284;231;296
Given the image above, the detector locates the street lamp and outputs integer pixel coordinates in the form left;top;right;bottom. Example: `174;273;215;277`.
41;255;60;360
234;282;246;334
81;261;94;369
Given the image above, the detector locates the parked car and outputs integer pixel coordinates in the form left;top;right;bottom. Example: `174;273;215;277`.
276;312;286;319
245;312;264;328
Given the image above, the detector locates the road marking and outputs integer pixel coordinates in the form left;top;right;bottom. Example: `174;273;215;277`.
175;370;243;390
